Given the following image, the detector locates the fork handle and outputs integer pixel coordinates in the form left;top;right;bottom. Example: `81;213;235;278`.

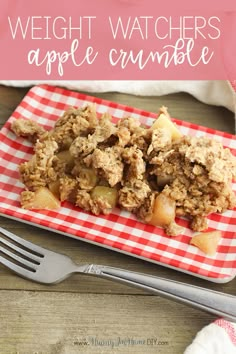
82;264;236;322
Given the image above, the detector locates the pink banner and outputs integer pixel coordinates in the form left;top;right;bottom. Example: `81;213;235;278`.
0;0;235;80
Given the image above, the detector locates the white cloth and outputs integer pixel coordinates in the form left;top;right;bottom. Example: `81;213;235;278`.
184;319;236;354
1;80;235;113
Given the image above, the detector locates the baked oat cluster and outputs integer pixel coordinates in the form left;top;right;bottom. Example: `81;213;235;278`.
11;105;236;239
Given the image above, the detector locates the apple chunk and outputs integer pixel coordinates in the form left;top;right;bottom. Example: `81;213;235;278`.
190;230;221;256
146;193;176;227
151;113;182;141
56;150;75;172
21;187;60;210
91;186;118;208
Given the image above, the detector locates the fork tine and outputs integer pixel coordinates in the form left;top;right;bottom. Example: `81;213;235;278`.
0;246;37;271
0;226;45;255
0;255;35;278
0;236;42;263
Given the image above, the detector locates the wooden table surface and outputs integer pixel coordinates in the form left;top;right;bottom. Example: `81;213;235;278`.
0;84;235;354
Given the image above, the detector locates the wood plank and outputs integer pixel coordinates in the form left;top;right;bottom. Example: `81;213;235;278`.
0;85;29;124
0;290;213;354
0;85;234;133
79;90;235;133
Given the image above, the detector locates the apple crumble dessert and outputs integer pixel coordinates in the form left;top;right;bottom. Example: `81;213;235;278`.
11;105;236;239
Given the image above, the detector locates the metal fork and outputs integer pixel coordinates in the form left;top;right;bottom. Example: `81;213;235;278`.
0;226;236;322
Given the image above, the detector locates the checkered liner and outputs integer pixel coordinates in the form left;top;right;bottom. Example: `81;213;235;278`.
0;84;235;283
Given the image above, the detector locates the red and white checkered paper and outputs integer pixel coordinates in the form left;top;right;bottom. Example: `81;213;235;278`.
0;84;235;282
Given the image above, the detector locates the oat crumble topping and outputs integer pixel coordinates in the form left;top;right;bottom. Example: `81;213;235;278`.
11;105;236;238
